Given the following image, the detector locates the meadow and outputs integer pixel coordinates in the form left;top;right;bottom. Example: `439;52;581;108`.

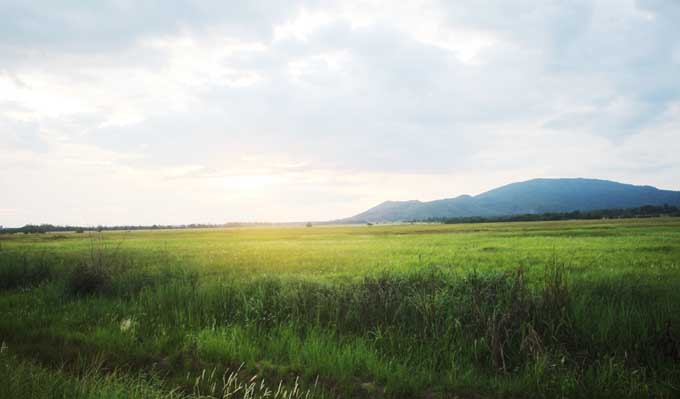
1;218;680;398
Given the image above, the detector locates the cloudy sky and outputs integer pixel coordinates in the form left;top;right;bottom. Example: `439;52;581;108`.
1;0;679;226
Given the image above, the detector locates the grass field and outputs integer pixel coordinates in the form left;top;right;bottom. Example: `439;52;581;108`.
1;218;680;398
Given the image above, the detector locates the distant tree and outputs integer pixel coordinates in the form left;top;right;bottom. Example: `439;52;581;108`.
433;204;680;225
306;222;313;227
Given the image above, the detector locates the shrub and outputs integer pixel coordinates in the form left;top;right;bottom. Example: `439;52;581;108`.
66;263;112;297
64;234;126;297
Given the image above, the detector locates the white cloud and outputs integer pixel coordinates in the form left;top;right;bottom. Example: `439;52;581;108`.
274;9;334;42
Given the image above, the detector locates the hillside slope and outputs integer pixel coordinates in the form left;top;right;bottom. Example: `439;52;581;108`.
343;178;680;222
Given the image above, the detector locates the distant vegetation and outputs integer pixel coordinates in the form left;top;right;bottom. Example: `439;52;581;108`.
421;204;680;224
2;218;680;398
0;222;274;235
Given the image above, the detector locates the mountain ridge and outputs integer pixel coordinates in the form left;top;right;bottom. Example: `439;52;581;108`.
341;178;680;223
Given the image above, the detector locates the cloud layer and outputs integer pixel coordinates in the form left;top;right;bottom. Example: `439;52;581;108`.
1;0;679;225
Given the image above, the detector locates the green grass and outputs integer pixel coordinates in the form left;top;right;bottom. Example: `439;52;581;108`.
1;218;680;398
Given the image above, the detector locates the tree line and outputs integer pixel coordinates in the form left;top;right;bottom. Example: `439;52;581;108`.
418;204;680;224
0;222;273;234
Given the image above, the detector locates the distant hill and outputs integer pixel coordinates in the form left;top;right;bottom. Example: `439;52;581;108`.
341;178;680;223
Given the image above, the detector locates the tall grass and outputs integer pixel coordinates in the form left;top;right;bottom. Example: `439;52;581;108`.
0;350;317;399
0;250;56;290
0;350;180;399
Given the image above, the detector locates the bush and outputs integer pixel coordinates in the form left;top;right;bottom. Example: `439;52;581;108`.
64;235;126;297
66;263;112;297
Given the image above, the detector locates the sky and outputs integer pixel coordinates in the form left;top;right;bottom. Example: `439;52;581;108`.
1;0;679;226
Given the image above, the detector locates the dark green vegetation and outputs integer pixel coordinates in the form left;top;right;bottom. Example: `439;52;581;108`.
0;223;249;235
344;178;680;222
427;204;680;224
1;218;680;398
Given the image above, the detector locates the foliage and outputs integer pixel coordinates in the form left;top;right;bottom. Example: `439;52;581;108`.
427;204;680;224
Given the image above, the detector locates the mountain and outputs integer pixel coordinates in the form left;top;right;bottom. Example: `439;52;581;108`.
342;178;680;223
